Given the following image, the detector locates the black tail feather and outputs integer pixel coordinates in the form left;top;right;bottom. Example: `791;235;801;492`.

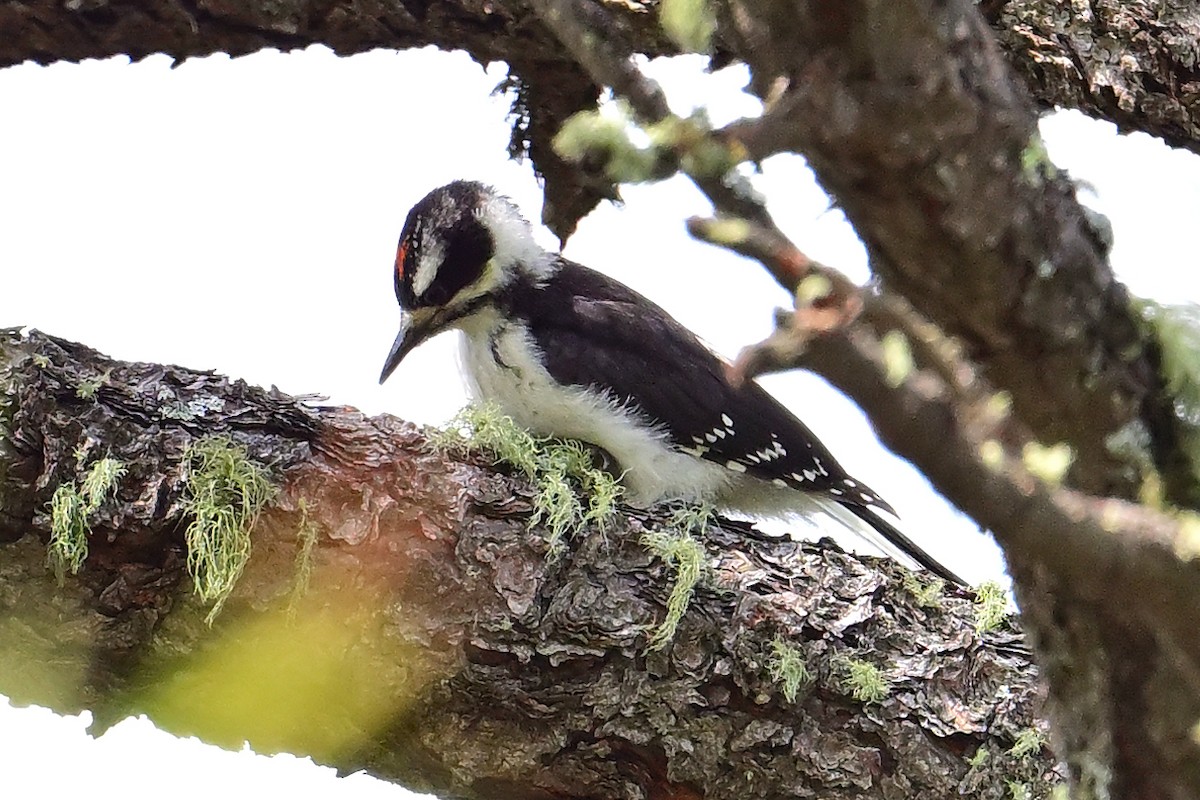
842;502;965;586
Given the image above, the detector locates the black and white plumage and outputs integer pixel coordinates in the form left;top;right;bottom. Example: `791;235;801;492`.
380;180;962;585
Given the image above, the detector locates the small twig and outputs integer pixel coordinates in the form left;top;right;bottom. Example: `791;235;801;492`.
530;0;781;232
533;0;671;123
686;215;813;292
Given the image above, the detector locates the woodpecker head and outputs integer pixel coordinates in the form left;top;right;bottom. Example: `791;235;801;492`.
379;181;549;384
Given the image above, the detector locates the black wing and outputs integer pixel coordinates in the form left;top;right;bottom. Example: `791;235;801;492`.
506;260;886;507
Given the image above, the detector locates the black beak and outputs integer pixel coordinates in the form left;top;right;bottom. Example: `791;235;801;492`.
379;312;431;384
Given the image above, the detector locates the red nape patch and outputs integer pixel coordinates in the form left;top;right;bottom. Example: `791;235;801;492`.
395;240;408;277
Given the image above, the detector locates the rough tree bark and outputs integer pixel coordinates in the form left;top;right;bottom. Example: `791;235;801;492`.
0;330;1054;799
4;0;1200;798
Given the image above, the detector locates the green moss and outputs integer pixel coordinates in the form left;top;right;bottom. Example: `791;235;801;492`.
838;657;889;703
659;0;715;53
47;457;126;582
1009;727;1047;758
1022;441;1075;485
979;439;1006;470
1020;135;1058;186
901;571;945;608
532;469;579;552
1007;780;1031;800
645;112;742;180
75;376;104;399
768;636;812;702
288;497;319;614
668;501;716;535
795;274;832;306
1136;300;1200;500
641;528;707;650
967;747;990;768
553;107;662;184
433;403;622;553
881;330;915;388
48;484;88;582
182;435;276;623
699;217;752;249
973;581;1010;634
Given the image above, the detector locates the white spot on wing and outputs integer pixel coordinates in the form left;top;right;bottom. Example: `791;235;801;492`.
721;413;733;427
725;460;747;473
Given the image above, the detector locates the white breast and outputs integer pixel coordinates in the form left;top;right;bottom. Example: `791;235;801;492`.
456;308;734;507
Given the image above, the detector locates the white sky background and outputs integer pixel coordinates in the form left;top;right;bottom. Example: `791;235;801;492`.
1;44;1199;799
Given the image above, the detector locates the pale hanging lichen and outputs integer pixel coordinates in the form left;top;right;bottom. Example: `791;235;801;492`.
768;636;813;702
182;435;277;623
288;497;320;616
47;456;126;582
641;527;708;650
432;403;622;553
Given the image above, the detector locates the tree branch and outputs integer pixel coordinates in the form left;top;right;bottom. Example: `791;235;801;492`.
0;328;1053;799
983;0;1200;157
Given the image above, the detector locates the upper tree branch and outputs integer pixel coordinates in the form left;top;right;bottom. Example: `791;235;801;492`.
715;0;1191;505
983;0;1200;156
3;1;1199;154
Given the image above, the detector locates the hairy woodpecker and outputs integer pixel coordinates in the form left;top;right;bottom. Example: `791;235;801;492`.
380;181;962;585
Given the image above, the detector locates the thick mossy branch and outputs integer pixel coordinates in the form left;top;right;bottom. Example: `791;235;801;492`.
0;330;1057;799
182;435;276;622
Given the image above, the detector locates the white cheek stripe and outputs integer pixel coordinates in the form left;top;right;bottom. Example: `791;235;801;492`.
411;237;445;299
